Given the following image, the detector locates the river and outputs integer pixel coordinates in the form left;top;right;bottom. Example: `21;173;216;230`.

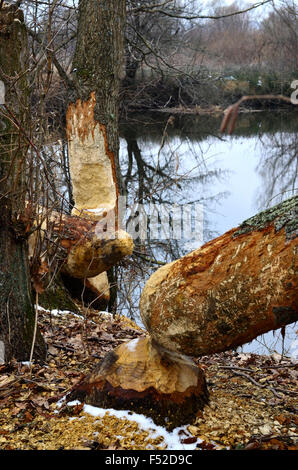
119;109;298;357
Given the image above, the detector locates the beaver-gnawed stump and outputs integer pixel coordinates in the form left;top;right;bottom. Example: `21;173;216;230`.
69;336;208;430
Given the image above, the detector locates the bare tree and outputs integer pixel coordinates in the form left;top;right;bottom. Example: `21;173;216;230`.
261;0;298;72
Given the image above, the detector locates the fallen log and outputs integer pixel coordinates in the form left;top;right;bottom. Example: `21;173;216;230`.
70;196;297;428
140;195;298;356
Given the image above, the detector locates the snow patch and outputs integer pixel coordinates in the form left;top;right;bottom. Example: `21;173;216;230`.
0;341;5;364
21;361;33;368
85;208;106;214
97;311;113;319
65;400;201;450
36;305;83;319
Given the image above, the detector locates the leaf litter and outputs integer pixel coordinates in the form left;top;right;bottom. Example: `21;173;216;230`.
0;307;297;450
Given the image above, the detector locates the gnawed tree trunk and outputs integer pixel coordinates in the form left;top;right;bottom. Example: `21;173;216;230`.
66;0;126;218
140;195;298;356
29;210;133;280
0;5;46;362
70;196;297;428
69;336;208;431
65;0;127;310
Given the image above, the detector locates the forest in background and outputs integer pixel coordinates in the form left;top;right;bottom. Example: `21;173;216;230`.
20;0;298;116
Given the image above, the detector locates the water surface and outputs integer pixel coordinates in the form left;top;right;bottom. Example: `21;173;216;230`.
119;110;298;356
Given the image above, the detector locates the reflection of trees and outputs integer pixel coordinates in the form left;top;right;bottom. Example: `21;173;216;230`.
116;115;229;322
256;132;298;209
252;128;298;356
122;118;181;206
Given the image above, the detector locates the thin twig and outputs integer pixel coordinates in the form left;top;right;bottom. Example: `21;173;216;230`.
134;0;273;21
51;342;102;359
231;370;266;388
258;363;298;369
218;365;256;373
29;292;39;375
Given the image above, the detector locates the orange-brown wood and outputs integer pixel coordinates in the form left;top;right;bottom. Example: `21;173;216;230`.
140;198;298;356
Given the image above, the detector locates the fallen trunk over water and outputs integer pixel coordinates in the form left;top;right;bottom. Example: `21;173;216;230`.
140;196;298;356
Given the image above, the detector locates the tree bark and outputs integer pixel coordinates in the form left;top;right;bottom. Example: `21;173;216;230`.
0;5;46;362
65;0;127;310
67;0;126;216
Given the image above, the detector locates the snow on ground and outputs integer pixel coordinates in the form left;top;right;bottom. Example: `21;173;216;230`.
125;338;140;352
61;399;203;451
36;305;84;318
36;305;114;320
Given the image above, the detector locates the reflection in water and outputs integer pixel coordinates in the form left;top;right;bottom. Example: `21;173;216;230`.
255;131;298;210
120;115;231;245
117;115;230;322
117;111;298;355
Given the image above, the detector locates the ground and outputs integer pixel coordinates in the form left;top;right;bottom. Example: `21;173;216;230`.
0;308;297;451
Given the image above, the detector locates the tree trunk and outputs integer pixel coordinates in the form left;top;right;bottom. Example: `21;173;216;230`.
67;0;126;217
0;5;46;363
29;209;133;280
66;0;127;311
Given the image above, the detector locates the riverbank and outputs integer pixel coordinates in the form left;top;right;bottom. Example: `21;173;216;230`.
147;104;286;116
120;68;297;116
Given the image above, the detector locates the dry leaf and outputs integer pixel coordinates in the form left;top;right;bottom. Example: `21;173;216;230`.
0;375;16;388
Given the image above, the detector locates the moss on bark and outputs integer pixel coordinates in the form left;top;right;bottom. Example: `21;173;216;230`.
233;195;298;240
37;274;81;314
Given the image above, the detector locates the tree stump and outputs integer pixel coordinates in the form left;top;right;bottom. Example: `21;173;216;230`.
69;336;208;430
61;272;110;311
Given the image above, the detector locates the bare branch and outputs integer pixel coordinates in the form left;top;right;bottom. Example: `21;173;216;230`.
220;94;295;135
134;0;273;21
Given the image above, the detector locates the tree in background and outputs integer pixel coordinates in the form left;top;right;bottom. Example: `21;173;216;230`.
261;0;298;73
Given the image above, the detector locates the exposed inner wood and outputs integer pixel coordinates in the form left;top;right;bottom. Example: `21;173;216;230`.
66;92;118;221
69;336;209;430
